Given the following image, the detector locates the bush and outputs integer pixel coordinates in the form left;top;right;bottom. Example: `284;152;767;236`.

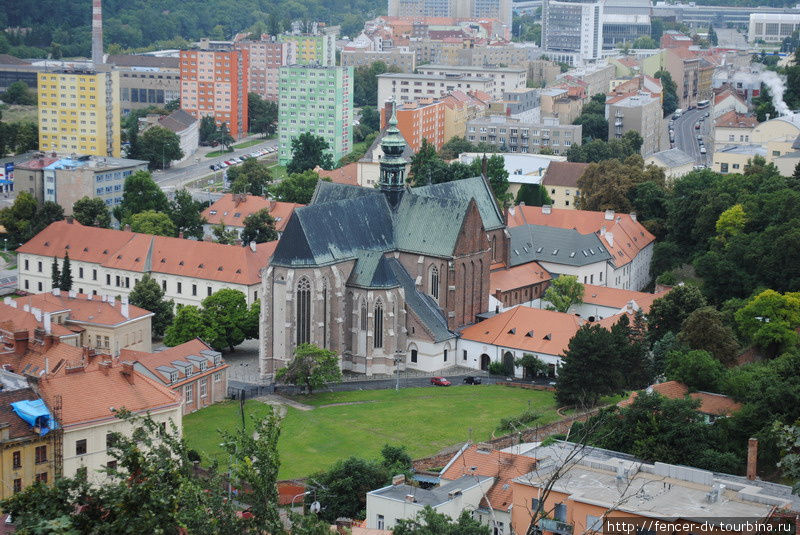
497;409;541;433
487;361;507;376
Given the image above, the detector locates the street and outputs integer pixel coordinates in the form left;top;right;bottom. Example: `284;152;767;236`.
671;107;711;166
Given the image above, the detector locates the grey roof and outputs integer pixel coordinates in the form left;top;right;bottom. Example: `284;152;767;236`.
649;148;694;168
414;176;504;231
508;224;612;267
107;54;179;69
394;193;470;257
309;180;381;205
348;251;400;289
386;258;455;343
370;475;492;506
157;109;197;132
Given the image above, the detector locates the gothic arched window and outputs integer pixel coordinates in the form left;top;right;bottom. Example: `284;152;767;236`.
430;265;439;300
296;277;311;345
374;300;384;349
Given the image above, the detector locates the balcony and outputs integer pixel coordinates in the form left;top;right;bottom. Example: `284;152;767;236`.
539;519;573;535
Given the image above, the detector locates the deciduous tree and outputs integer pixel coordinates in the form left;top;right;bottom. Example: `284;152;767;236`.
202;289;251;352
734;289;800;356
394;507;490;535
228;158;272;196
129;274;175;338
241;208;278;244
677;306;740;365
136;126;184;170
270;170;328;204
287;132;334;174
213;223;238;245
72;196;111;228
129;210;177;237
307;456;389;522
647;285;707;342
543;275;583;313
114;171;170;223
276;343;342;395
168;189;205;240
163;304;206;346
666;349;725;391
248;92;278;137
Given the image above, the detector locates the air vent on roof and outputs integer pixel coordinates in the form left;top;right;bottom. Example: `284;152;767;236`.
135;257;141;262
523;246;528;252
83;247;88;252
536;247;543;253
44;241;50;246
589;248;595;255
116;255;122;259
543;333;552;340
552;249;558;255
179;261;184;266
569;252;575;258
198;263;204;268
160;258;166;263
508;328;516;334
103;249;108;254
235;269;241;273
209;210;217;215
525;330;534;337
217;266;223;271
513;249;519;255
65;245;70;249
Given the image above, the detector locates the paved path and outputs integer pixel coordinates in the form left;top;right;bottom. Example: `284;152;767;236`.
254;394;314;413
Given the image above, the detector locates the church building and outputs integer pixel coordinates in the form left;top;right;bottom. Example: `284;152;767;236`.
259;109;507;379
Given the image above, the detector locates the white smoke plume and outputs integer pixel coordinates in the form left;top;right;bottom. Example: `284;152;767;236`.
759;70;791;117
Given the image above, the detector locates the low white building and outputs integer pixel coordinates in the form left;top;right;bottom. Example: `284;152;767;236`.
569;284;667;322
645;148;695;182
458;152;566;199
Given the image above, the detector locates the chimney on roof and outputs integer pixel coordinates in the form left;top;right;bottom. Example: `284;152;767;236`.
124;224;131;232
68;290;76;299
87;293;92;300
121;299;129;319
65;215;74;224
3;297;15;308
110;296;116;308
12;330;28;357
604;209;615;221
43;312;52;335
22;304;30;313
99;359;111;375
606;231;614;247
542;204;552;215
630;212;637;222
42;333;56;352
31;307;42;322
203;235;213;242
405;494;416;503
52;288;60;297
91;0;104;66
121;361;135;384
747;438;758;481
392;474;406;486
178;231;184;239
600;225;606;236
249;241;257;252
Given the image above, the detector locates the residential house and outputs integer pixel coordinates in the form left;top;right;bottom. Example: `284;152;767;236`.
488;262;551;312
664;47;702;110
539;87;585;125
458;305;583;377
15;290;153;356
13;156;59;204
415;65;527;100
382;99;447;151
459;152;566;199
540;161;589;210
121;338;228;415
619;380;741;423
713;111;758;150
377;72;494;108
712;89;748;119
138;109;199;164
465;115;582;156
645;148;695;182
713;114;800;174
17;220;276;307
0;299;80;347
315;164;359;186
200;194;302;239
606;91;664;157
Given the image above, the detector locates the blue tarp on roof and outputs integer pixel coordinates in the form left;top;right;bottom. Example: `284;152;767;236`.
10;399;56;436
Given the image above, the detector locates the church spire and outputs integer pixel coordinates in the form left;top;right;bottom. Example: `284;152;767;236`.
379;100;408;209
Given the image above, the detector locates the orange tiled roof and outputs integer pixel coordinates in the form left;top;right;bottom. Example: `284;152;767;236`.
581;284;668;314
16;292;152;326
39;356;180;427
506;206;655;268
461;305;582;356
200;194;302;232
541;161;589;188
0;302;76;340
714;89;745;106
490;262;551;292
315;164;359;186
440;445;537;512
17;220;276;286
619;381;742;416
714;110;758;129
120;338;227;386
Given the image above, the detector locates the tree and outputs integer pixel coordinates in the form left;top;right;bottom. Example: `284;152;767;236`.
775;422;800;495
50;257;60;289
0;81;36;105
136;126;184;170
270;170;328;204
212;223;238;245
515;353;549;378
353;61;401;107
654;70;678;117
394;507;491;535
168;189;205;240
241;208;278;244
59;252;72;291
248;92;278;137
276;343;342;394
163;304;207;346
631;36;658;49
477;154;512;205
666;349;725;391
556;324;626;406
715;204;747;245
516;184;552;207
0;192;38;246
202;289;251;352
228;158;272;196
708;26;718;46
307;456;389;522
734;290;800;356
439;136;476;160
129;210;177;237
215;122;235;151
199;116;218;145
577;155;665;212
287;132;334;174
114;171;170;223
543;275;584;313
72;196;111;228
647;285;707;342
677;306;739;365
129;274;175;338
573;94;608;142
410;138;441;184
380;444;413;480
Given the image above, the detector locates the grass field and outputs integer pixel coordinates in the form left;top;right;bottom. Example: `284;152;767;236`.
205;149;234;158
184;385;560;479
233;139;264;150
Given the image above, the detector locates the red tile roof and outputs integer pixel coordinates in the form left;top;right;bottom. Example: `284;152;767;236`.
315;163;359;186
0;302;76;340
17;220;276;286
16;291;152;326
581;284;668;314
460;306;582;357
714;89;746;106
200;194;302;232
441;445;537;512
506;206;655;268
15;157;59;170
541;161;589;188
120;338;227;387
490;262;551;292
715;110;758;129
618;381;742;416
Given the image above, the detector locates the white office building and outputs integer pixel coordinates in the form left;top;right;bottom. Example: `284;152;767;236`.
541;0;604;66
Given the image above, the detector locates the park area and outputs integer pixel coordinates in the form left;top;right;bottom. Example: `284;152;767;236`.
183;385;561;479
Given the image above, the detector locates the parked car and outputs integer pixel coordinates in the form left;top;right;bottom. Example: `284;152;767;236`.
694;123;701;130
430;377;451;386
209;165;217;171
696;134;702;141
700;146;707;154
463;376;482;385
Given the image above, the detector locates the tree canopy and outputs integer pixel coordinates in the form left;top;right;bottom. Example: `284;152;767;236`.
128;274;175;337
228;158;272;196
72;196;111;228
287;132;334;174
543;275;583;313
132;126;184;170
113;171;170;223
270;170;328;204
241;208;278;244
276;343;342;395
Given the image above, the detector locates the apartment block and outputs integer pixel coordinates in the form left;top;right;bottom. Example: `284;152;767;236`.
416;64;527;99
607;92;664;157
387;0;512;26
377;72;493;108
278;32;336;66
381;100;446;151
107;55;180;114
541;0;604;66
341;49;417;73
278;65;354;165
37;70;121;158
466;115;581;155
179;49;249;139
234;40;295;101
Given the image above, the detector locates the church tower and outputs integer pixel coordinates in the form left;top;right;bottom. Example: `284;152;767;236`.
379;104;407;209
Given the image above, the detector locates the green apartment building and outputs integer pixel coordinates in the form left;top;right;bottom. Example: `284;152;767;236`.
277;33;336;66
278;65;354;165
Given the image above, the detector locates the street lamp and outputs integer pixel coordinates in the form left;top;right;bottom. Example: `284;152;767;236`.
291;491;310;512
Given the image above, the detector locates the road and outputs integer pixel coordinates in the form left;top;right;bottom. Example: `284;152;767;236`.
152;137;279;192
671;107;711;166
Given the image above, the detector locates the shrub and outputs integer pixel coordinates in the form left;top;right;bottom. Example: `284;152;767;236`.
487;361;507;376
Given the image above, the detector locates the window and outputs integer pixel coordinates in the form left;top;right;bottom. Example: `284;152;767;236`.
79;267;84;278
13;478;21;493
37;281;42;291
411;349;418;363
37;261;42;272
24;259;29;271
377;515;385;530
463;349;468;361
494;521;505;535
429;265;439;300
76;439;87;456
207;286;212;297
554;503;567;522
296;277;311;345
443;349;448;362
36;472;48;483
177;282;182;294
186;384;194;403
373;300;383;349
35;445;47;464
214;372;222;382
360;301;368;331
192;284;197;296
200;378;207;398
106;432;117;449
104;336;109;349
12;450;21;468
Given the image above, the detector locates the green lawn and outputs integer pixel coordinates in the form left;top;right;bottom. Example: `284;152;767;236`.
184;385;559;479
233;139;265;150
205;149;235;158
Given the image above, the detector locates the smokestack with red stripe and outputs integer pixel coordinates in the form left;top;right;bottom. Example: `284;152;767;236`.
92;0;104;65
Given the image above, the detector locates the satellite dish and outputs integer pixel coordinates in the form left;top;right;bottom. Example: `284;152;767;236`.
309;501;321;514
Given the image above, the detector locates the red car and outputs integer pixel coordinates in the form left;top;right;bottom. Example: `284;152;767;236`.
431;377;451;386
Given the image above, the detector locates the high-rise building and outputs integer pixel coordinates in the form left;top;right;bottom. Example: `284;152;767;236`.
387;0;512;27
278;32;336;66
234;40;295;101
541;0;604;66
179;49;249;139
278;65;354;165
37;70;121;157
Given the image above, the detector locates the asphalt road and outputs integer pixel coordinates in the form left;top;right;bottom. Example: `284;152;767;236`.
671;107;711;166
152;138;279;191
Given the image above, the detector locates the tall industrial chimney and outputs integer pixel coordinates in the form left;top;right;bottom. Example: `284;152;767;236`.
92;0;104;65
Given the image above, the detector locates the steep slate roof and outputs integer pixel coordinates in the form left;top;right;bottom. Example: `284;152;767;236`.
393;194;472;257
348;251;400;289
414;176;504;231
386;258;454;343
508;225;611;267
309;180;381;205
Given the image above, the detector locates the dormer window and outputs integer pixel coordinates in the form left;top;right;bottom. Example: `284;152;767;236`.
217;266;223;271
179;261;184;266
213;356;221;366
83;247;89;252
199;361;207;371
169;372;178;383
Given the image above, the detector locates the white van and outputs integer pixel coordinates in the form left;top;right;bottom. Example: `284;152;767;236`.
673;109;683;118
